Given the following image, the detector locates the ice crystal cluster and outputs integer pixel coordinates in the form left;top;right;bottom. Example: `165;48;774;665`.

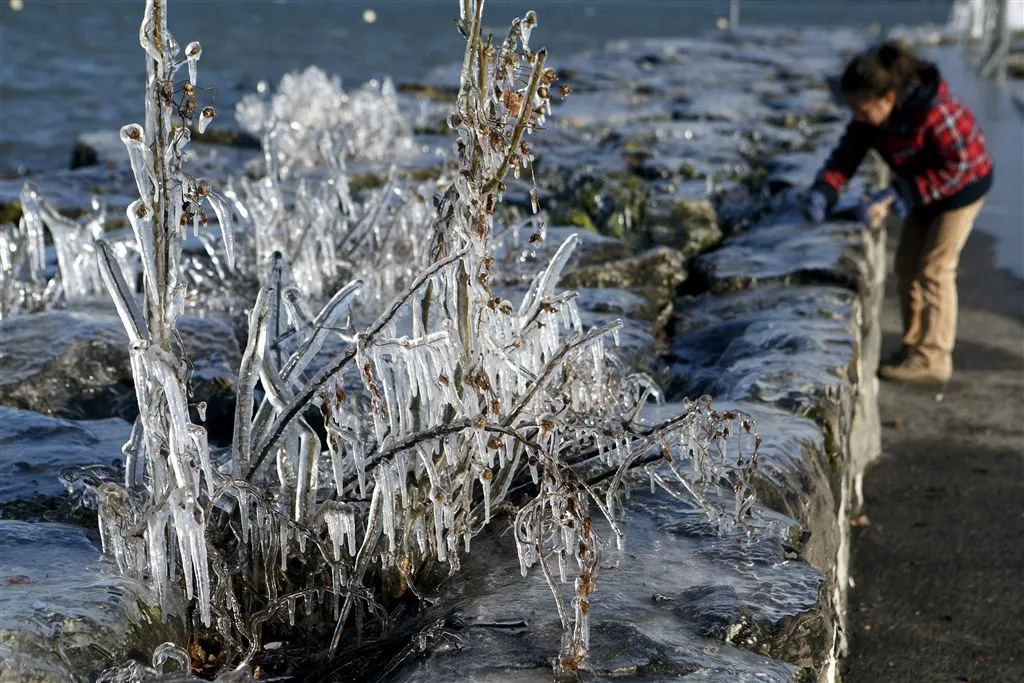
0;184;139;317
70;0;760;678
0;211;50;318
235;66;414;175
218;145;436;309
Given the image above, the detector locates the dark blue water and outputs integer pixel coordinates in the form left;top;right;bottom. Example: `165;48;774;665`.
0;0;953;175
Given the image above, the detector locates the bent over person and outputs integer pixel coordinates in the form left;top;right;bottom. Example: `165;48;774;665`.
801;39;994;383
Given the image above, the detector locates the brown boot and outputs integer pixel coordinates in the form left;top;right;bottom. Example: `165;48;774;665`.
878;351;952;384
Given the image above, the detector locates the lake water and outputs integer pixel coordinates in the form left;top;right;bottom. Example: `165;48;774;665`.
1;0;954;175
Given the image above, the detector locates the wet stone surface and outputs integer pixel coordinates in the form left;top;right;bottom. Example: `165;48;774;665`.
0;520;180;683
690;191;869;294
0;408;130;509
396;488;819;683
668;286;857;412
0;307;241;443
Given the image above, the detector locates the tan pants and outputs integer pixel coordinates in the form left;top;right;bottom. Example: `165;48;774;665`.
894;197;985;366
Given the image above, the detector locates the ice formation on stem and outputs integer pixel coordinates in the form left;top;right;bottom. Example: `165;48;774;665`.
0;216;52;318
93;0;759;678
94;0;235;632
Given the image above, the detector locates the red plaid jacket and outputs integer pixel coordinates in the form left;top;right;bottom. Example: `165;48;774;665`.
813;65;993;214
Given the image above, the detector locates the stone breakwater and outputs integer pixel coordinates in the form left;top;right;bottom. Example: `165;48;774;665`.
1;26;884;682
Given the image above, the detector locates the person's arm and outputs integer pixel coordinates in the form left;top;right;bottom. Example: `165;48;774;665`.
890;101;985;210
810;120;872;210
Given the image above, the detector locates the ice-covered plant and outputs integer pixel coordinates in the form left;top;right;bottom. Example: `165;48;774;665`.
0;216;53;318
235;66;413;176
223;137;437;308
94;0;758;678
93;0;235;633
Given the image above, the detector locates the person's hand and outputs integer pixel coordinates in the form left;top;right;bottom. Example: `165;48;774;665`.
858;187;907;224
800;190;828;224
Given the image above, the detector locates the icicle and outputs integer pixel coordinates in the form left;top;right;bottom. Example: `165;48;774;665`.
168;487;212;626
377;465;398;555
197;106;215;134
205;189;234;270
294;426;320;523
125;200;161;307
120;125;156;206
184;41;202;85
235;485;251;545
233;287;270;476
96;239;148;345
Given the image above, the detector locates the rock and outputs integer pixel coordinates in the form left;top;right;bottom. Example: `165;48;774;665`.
689;189;874;294
71;129;260;172
395;490;814;683
668;286;857;412
68;140;99;171
674;585;765;645
573;288;662;373
562;246;686;292
0;309;241;444
548;172;649;240
189;128;261;149
0;520;182;682
561;246;687;336
1006;51;1024;79
646;187;723;258
0;407;131;510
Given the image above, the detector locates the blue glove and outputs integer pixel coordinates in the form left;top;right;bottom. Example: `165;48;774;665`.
800;190;828;224
858;187;907;223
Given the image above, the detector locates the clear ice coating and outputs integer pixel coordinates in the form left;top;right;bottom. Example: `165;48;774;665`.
82;0;764;678
235;65;414;173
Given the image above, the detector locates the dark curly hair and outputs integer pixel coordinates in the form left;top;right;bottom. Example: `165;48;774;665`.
840;40;933;104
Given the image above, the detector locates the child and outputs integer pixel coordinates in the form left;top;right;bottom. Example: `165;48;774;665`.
802;40;994;383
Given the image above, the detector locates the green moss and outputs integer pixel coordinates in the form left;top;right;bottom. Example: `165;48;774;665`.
803;402;841;478
0;201;23;225
0;495;96;527
404;166;443;183
395;82;459;101
622;132;657;153
561;208;598;233
678;162;701;180
563;172;649;239
413;121;450;136
348;171;388;193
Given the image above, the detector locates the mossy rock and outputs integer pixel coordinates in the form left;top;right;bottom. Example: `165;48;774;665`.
0;201;23;226
349;166;445;194
189;127;262;149
646;195;723;259
678;162;702;180
551;172;649;240
561;246;686;333
396;82;459;101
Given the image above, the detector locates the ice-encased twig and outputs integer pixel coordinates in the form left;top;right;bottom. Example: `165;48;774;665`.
96;240;149;345
232;286;271;475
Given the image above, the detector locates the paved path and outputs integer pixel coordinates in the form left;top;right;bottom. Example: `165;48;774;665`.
841;226;1024;682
